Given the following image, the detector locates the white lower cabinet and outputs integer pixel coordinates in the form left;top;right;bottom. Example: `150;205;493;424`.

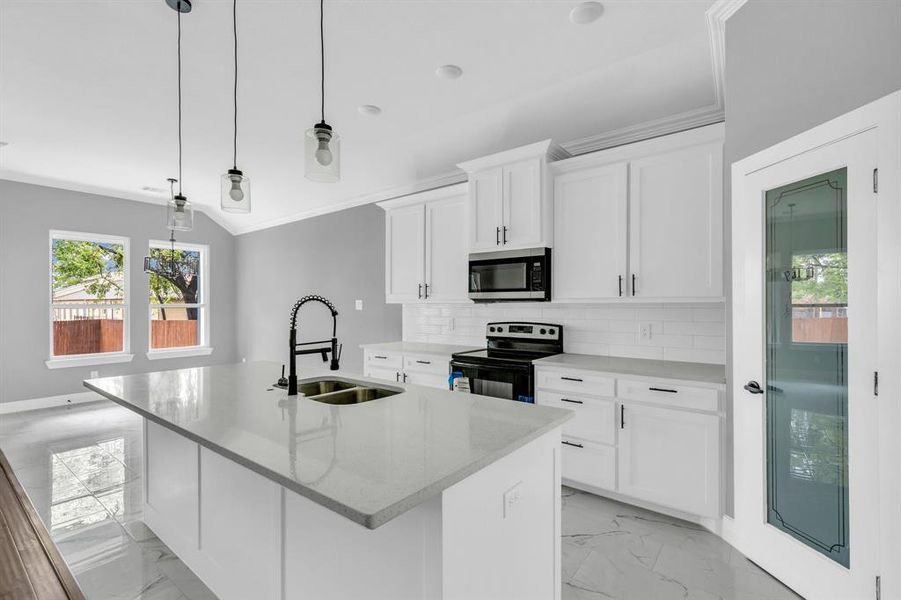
364;349;450;390
536;365;723;520
617;403;719;518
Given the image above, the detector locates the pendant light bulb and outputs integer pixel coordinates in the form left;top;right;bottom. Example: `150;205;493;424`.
304;0;340;182
167;193;194;231
315;129;333;166
229;173;244;201
220;0;252;213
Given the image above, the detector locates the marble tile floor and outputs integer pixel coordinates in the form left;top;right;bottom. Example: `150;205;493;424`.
0;401;802;600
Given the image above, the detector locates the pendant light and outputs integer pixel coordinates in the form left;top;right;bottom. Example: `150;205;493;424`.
221;0;251;212
304;0;340;182
166;0;194;231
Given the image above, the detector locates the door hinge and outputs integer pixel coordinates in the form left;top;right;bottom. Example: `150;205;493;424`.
874;168;879;193
875;371;879;396
876;575;881;600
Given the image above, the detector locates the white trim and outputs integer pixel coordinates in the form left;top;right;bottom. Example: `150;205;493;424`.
456;139;569;173
49;230;131;362
705;0;748;109
45;352;134;369
146;346;213;360
376;182;468;211
0;391;105;415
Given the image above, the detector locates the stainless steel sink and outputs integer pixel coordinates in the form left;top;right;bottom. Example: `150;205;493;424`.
290;377;402;405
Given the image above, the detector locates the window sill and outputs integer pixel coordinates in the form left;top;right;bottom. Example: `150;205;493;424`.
45;353;135;369
146;346;213;361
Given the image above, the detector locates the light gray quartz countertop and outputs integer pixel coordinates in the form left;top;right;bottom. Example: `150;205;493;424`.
84;361;571;529
359;341;480;356
533;353;726;386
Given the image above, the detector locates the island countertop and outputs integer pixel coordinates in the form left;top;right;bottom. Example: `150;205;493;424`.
84;361;571;529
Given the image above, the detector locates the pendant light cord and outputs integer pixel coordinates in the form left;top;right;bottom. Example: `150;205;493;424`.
320;0;325;123
177;9;183;195
233;0;238;169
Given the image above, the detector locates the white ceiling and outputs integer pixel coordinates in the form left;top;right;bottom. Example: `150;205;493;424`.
0;0;722;235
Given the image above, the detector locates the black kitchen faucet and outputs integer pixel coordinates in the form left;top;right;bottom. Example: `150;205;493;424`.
286;295;342;396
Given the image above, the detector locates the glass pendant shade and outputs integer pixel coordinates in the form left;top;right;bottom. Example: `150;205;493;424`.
220;168;251;213
304;122;340;182
167;194;194;231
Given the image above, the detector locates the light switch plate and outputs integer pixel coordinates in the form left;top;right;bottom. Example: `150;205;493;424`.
503;481;523;519
355;299;363;311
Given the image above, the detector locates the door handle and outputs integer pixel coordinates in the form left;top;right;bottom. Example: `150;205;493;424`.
502;226;507;245
744;380;764;394
496;227;500;245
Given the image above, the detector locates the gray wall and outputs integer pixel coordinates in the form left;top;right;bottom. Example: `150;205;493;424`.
0;180;238;404
234;204;401;377
722;0;901;514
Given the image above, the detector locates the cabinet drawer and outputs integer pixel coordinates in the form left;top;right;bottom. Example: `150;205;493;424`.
365;351;403;369
403;354;449;375
536;368;615;396
617;378;719;412
536;392;615;445
561;438;615;492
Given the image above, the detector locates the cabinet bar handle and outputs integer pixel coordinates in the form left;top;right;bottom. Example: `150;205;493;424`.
561;376;583;383
396;372;400;382
620;405;625;429
424;284;430;299
374;355;388;360
618;275;623;297
562;440;583;449
496;227;500;245
418;283;423;299
632;274;637;296
560;398;583;405
416;360;431;365
502;226;508;245
403;373;408;382
649;387;678;394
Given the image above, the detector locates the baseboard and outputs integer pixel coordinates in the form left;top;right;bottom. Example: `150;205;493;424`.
0;391;105;415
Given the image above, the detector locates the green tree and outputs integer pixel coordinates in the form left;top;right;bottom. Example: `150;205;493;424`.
791;252;847;305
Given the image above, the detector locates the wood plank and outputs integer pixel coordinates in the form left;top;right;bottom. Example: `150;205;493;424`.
0;449;85;600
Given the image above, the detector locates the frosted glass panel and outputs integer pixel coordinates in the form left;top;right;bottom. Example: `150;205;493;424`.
765;168;849;567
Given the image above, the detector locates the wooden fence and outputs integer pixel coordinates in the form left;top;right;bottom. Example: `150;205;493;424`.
53;319;197;355
793;317;847;344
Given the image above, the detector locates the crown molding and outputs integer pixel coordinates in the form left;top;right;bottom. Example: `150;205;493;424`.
706;0;748;108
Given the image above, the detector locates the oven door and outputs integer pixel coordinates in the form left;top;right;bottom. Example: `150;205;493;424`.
448;359;534;403
468;248;550;302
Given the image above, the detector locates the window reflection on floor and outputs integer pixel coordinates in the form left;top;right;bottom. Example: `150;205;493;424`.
51;438;128;535
788;408;845;484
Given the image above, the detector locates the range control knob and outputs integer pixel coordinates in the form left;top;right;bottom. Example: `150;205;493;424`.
489;326;496;332
539;328;547;335
549;328;556;335
497;326;504;333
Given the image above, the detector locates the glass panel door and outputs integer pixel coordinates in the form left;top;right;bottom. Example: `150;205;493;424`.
765;168;849;567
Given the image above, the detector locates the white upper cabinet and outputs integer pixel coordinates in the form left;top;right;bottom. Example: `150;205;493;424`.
385;204;425;303
553;162;629;300
425;196;467;302
629;140;723;299
459;140;569;253
381;184;469;304
552;123;724;302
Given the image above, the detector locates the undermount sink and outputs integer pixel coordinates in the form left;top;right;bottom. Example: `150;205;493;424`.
288;377;402;405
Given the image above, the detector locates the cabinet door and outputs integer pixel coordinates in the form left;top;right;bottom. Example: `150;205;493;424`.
553;162;628;300
617;402;719;517
628;141;723;298
366;365;401;383
425;196;468;302
385;204;425;303
502;158;542;248
404;371;449;390
468;168;503;251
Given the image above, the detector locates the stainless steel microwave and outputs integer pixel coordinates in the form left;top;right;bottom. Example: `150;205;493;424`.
468;248;551;302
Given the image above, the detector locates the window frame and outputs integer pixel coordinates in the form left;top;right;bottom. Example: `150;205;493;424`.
146;239;211;360
46;230;133;369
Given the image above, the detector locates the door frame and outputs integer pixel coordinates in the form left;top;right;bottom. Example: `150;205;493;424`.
729;91;901;599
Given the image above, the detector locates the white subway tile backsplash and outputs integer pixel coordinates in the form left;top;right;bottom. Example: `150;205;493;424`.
403;302;726;364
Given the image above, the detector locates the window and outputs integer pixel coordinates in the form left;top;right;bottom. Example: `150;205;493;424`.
790;251;848;344
147;240;209;356
48;231;131;367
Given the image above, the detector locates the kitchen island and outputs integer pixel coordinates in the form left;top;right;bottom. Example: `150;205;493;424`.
84;361;571;600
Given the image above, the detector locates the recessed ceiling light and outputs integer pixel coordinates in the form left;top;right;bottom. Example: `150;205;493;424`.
435;64;463;80
358;104;382;117
141;185;168;194
569;1;604;24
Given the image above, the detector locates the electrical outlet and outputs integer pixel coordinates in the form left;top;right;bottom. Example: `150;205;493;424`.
89;370;99;379
355;299;363;311
503;481;523;519
639;322;652;340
